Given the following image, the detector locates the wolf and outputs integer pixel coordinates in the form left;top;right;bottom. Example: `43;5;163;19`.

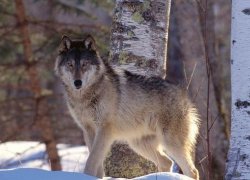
55;35;200;179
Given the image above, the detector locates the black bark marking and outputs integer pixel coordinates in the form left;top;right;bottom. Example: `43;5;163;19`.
233;172;241;178
122;1;142;8
147;59;158;69
239;154;248;161
242;8;250;15
111;53;119;64
123;44;132;48
231;60;234;65
235;99;250;109
142;9;153;21
245;136;250;140
232;40;236;44
111;22;133;34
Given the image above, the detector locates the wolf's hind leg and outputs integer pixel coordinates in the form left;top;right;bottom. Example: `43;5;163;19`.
165;146;199;179
128;135;173;172
159;135;199;179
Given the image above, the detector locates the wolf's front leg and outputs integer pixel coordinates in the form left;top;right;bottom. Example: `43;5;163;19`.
83;125;103;176
83;124;95;151
84;124;114;178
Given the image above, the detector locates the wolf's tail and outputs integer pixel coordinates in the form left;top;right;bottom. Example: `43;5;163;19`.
186;102;200;156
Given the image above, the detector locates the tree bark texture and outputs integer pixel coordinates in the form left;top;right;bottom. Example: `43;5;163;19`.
105;0;171;178
173;1;227;179
15;0;61;171
109;0;171;77
225;1;250;179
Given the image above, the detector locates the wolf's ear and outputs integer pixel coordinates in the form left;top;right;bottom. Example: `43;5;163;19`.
59;35;71;52
84;35;96;51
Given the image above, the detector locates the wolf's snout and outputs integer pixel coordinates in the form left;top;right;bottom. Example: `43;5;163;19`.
74;80;82;89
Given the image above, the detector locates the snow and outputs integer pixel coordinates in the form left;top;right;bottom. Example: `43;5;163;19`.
0;141;88;172
0;141;194;180
0;168;193;180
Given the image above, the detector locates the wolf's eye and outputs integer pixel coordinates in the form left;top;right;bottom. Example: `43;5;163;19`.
67;62;73;67
82;62;88;67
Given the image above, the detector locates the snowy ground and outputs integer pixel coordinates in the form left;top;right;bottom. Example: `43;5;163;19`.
0;141;88;172
0;141;194;180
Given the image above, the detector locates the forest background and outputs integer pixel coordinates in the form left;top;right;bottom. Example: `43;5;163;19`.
0;0;231;179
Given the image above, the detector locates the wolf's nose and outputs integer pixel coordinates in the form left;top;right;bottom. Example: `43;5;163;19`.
74;80;82;89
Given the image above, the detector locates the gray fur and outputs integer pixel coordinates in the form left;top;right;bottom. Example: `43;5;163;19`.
55;35;200;179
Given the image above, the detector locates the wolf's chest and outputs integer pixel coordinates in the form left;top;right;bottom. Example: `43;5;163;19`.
67;98;100;127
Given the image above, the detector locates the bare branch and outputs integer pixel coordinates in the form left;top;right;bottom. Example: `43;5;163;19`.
197;0;205;11
183;61;188;84
208;114;219;131
186;61;197;90
192;75;206;103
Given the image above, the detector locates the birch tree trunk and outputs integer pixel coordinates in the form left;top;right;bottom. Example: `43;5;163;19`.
173;1;227;179
15;0;61;171
109;0;171;77
104;0;171;178
225;1;250;179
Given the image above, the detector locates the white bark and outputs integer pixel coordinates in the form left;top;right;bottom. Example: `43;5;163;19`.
225;1;250;179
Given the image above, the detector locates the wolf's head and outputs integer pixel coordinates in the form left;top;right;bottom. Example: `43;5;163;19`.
55;35;104;90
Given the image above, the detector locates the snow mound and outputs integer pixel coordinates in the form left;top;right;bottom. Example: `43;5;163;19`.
0;168;194;180
0;142;194;180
